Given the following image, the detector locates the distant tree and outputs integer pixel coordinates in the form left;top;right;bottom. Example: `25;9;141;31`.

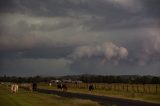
151;77;160;84
139;76;151;84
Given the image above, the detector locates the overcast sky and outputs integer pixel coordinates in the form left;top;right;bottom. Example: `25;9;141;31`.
0;0;160;76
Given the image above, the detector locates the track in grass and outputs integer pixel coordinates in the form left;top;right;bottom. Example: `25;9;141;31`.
37;88;160;106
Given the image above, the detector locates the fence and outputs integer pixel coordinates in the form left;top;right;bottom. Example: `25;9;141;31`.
52;83;160;94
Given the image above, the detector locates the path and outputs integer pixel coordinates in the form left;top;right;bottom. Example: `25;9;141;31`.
37;88;160;106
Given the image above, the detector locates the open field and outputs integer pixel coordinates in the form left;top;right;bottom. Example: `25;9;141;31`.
1;83;159;106
0;84;103;106
39;83;160;104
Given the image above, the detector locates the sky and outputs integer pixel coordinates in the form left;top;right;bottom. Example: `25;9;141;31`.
0;0;160;76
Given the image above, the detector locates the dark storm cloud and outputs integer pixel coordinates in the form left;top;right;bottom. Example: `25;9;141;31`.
0;0;159;31
0;0;160;76
143;0;160;18
0;0;128;16
0;0;68;16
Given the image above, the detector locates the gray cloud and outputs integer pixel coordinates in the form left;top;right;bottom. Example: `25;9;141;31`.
69;58;160;75
1;0;159;31
70;42;128;61
0;0;160;76
0;58;72;76
143;30;160;55
0;13;99;50
137;29;160;65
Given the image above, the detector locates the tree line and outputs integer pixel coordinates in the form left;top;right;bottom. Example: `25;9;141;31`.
0;75;160;84
0;75;56;83
79;75;160;84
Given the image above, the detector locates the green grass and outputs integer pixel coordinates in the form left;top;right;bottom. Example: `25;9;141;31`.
39;84;160;104
0;84;103;106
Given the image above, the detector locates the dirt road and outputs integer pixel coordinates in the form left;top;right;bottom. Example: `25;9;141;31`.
37;88;160;106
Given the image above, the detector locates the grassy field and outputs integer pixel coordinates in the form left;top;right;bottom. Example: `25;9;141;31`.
1;83;159;106
0;84;103;106
39;83;160;104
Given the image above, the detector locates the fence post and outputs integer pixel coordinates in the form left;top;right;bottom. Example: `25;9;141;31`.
148;85;150;93
137;84;139;93
122;84;124;92
132;84;134;92
156;84;158;94
143;84;145;93
114;84;116;91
